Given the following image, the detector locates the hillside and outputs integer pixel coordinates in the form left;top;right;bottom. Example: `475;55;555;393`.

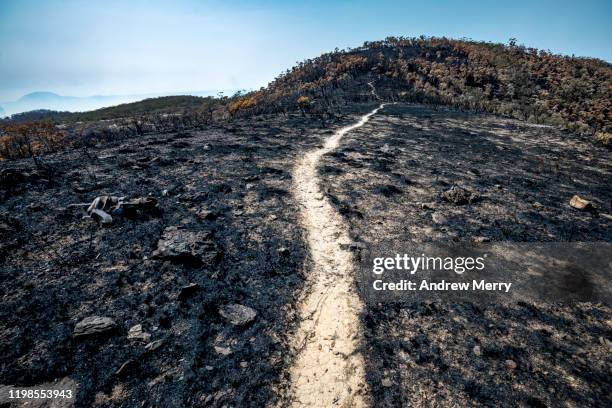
5;95;212;124
236;37;611;139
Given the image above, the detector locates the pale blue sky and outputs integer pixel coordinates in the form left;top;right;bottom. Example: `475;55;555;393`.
0;0;610;101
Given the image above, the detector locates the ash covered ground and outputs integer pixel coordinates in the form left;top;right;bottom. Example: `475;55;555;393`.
319;104;611;407
0;103;610;407
0;113;357;407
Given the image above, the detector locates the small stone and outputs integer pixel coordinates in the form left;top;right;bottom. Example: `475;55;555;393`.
533;201;543;209
74;316;116;337
214;346;233;356
505;359;517;370
473;236;490;243
442;185;479;205
127;324;151;342
240;361;248;368
473;345;481;356
381;378;393;387
432;213;448;224
152;226;215;265
233;210;244;216
569;195;593;211
420;202;436;210
144;340;164;352
219;304;257;326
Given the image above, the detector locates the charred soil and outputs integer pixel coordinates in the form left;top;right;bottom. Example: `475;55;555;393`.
319;103;611;407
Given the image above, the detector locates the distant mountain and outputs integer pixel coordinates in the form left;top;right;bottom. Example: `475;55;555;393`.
18;91;70;102
0;89;238;118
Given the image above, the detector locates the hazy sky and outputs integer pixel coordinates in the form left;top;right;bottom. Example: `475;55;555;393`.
1;0;610;101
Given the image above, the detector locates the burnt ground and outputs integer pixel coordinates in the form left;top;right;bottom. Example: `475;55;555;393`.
0;102;610;408
0;112;359;407
318;104;612;407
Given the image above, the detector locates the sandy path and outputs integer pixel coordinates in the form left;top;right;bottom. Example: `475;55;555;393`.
288;86;386;407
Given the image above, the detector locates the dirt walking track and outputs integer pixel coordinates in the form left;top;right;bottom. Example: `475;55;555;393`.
287;85;387;407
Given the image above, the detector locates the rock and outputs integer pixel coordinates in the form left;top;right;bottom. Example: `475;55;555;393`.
381;378;393;387
472;236;490;243
74;316;116;337
214;346;233;356
473;345;481;356
152;226;215;265
145;339;164;352
219;304;257;326
86;195;158;225
442;185;479;205
178;283;200;300
431;212;448;224
533;201;544;209
127;324;151;342
505;359;517;370
569;195;593;211
421;202;437;210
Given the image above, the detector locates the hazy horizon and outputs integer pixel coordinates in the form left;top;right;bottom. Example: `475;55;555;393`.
1;0;610;103
0;88;242;118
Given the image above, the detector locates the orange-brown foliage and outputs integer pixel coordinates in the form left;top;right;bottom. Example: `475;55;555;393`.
0;122;67;160
228;97;258;115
